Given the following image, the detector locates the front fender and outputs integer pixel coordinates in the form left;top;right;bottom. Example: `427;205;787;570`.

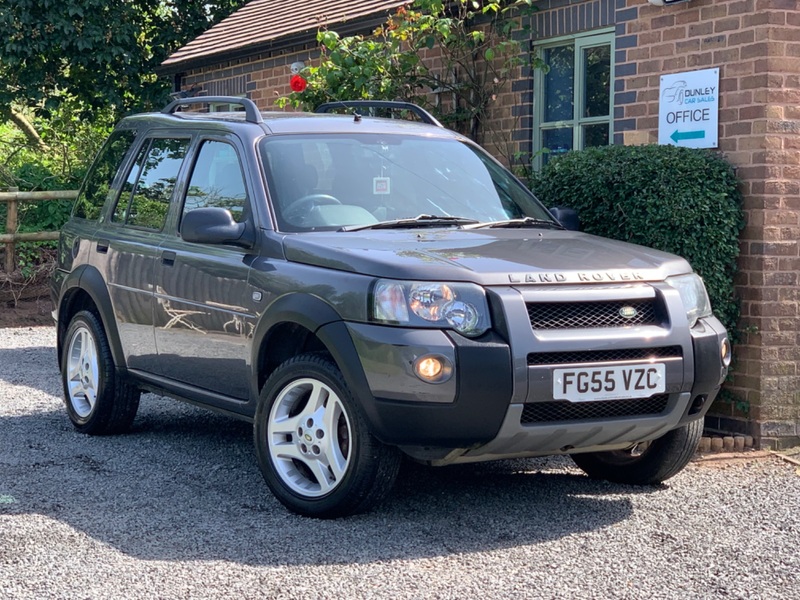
249;293;344;397
250;293;383;431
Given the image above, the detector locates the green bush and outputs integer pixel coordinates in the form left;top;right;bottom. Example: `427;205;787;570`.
530;144;744;336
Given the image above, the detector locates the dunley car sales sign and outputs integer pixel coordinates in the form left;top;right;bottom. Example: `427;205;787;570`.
658;68;719;149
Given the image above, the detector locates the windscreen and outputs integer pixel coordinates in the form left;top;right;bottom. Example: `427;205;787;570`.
259;134;555;231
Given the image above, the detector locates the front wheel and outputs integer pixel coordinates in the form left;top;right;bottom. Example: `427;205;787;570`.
571;418;704;485
254;353;401;518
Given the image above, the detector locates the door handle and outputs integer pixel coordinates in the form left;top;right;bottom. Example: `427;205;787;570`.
161;251;177;266
96;239;109;254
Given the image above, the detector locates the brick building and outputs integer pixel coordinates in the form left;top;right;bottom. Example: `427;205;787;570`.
160;0;800;448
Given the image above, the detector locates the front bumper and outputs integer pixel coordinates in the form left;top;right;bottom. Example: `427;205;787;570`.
446;313;727;464
343;308;728;461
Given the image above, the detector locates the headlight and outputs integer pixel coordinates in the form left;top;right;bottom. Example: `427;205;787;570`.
665;274;713;327
372;280;490;337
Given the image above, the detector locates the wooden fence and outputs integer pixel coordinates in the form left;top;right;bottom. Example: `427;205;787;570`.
0;189;78;273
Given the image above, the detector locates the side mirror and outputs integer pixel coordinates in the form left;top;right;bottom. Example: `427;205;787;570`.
549;206;580;231
180;208;253;248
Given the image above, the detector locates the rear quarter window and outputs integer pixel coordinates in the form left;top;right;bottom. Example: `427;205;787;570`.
72;130;137;220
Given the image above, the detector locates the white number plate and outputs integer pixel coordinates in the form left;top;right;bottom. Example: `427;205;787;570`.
553;363;666;402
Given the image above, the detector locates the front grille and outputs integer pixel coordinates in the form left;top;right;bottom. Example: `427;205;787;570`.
528;346;682;366
520;395;670;423
527;300;658;329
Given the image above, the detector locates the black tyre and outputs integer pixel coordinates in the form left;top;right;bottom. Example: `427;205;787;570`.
254;353;401;518
61;310;140;435
571;418;704;485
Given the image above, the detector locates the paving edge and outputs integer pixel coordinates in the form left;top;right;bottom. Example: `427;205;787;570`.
698;435;754;454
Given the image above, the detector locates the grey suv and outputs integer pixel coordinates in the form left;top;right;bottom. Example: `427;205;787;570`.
52;97;731;518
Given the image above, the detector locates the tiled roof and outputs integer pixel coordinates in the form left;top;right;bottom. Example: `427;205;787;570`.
161;0;408;72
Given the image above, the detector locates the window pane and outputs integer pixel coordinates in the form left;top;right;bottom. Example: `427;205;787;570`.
73;130;136;220
583;45;611;118
543;45;574;123
542;128;573;165
113;143;149;223
128;138;188;230
184;141;248;223
584;124;610;148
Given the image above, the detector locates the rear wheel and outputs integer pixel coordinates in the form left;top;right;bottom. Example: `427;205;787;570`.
61;310;140;435
571;418;703;485
254;353;400;518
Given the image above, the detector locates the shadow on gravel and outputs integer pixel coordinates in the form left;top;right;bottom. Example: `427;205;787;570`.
0;396;660;567
0;347;60;395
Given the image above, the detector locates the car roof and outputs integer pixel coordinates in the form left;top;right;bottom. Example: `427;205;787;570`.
120;110;464;140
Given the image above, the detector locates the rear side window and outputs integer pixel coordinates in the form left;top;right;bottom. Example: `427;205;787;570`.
113;138;189;230
73;130;136;220
182;140;248;223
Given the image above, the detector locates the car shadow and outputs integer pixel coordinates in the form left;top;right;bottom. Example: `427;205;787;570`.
0;346;61;396
0;393;667;567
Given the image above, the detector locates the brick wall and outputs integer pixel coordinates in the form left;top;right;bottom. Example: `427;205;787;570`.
180;44;319;109
614;0;800;448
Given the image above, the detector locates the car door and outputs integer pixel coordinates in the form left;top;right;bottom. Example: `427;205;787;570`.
96;135;191;373
153;136;258;401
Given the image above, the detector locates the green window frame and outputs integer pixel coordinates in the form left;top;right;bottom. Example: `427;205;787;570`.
532;29;615;169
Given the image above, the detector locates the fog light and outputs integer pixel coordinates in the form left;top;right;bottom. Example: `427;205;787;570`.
689;395;708;416
721;338;731;367
413;355;453;384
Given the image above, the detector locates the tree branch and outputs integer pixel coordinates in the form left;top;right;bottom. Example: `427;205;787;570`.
8;110;49;152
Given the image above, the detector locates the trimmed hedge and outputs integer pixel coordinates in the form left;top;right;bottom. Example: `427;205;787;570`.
530;144;744;336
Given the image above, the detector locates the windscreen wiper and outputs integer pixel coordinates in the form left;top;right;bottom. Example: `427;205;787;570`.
340;214;480;232
464;217;564;230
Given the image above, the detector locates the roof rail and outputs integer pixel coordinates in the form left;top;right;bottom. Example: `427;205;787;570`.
315;101;443;128
162;96;263;124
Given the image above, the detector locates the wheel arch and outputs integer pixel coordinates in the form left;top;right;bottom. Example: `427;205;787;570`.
56;265;125;371
251;294;370;406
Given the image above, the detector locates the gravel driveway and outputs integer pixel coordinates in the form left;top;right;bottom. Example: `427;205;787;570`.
1;326;798;600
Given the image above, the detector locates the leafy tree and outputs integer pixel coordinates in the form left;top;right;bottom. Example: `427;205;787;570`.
278;0;541;174
0;0;248;206
0;0;247;120
0;101;115;190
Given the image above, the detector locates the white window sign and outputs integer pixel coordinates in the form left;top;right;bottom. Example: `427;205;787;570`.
658;68;719;149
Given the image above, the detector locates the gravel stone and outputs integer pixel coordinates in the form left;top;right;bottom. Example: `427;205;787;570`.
2;326;799;599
